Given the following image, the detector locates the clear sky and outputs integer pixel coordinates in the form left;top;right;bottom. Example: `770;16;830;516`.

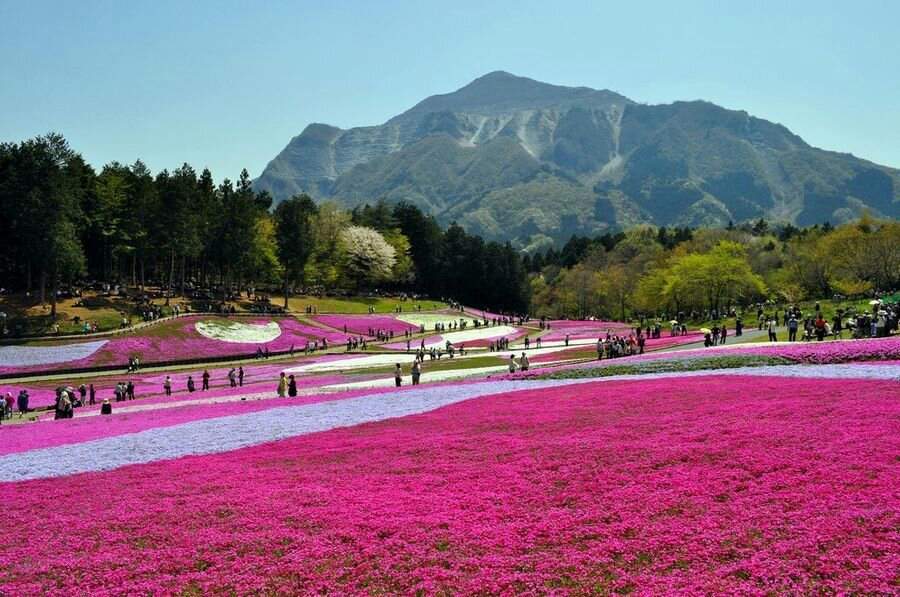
1;0;898;180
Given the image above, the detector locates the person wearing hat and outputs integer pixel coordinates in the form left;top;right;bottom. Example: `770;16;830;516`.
100;398;112;415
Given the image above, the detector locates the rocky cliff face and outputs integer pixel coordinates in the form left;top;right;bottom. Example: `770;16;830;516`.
255;71;900;248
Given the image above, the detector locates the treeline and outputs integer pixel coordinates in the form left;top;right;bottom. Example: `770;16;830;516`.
0;134;529;315
530;218;900;320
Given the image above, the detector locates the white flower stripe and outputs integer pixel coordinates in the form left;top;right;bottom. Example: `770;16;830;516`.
0;340;108;368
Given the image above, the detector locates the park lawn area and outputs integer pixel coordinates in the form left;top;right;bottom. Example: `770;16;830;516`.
273;295;446;314
689;298;875;330
0;293;136;336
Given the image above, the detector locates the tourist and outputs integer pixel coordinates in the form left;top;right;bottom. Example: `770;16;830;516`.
411;360;421;385
100;398;112;415
126;380;135;400
520;352;530;372
238;366;244;387
719;326;727;345
55;390;72;420
767;318;778;342
288;374;297;397
16;390;29;416
815;314;827;341
89;383;96;405
277;372;288;397
187;376;195;393
788;316;798;342
228;368;237;388
79;384;87;403
508;355;518;373
394;364;403;387
4;392;13;418
202;369;210;391
164;376;172;396
565;334;570;347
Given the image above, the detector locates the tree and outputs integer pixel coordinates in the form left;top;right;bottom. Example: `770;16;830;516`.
273;194;317;308
307;202;351;287
339;226;396;290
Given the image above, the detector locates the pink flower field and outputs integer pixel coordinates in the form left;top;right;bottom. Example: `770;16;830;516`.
313;314;417;336
1;374;897;594
541;319;634;341
1;354;350;409
0;316;349;374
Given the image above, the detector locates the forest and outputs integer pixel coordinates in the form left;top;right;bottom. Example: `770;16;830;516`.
2;133;898;321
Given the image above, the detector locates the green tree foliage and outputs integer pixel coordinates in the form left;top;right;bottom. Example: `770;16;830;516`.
273;194;317;307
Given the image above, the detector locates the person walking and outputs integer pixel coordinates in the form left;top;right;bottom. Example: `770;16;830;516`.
767;318;778;342
202;369;210;391
126;380;135;400
238;366;244;387
187;376;195;393
719;326;727;345
394;364;403;387
16;390;29;416
164;376;172;396
520;352;530;372
288;374;297;397
89;383;96;405
228;368;237;388
508;355;518;373
411;360;421;385
277;372;288;397
788;316;798;342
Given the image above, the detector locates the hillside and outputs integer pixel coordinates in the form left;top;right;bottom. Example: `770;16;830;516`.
255;71;900;248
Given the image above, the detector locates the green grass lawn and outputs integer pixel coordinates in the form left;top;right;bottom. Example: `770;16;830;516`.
273;295;446;314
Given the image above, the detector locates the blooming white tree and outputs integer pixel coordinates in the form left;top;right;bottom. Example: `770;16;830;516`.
339;225;396;289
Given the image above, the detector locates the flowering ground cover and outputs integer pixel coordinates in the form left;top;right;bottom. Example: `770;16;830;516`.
0;374;896;593
517;336;900;379
0;379;389;457
0;316;348;374
195;320;282;343
1;354;349;409
0;340;108;371
384;324;523;350
396;312;486;330
313;313;417;336
541;319;633;341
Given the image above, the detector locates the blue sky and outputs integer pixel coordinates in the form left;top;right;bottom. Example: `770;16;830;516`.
1;0;898;179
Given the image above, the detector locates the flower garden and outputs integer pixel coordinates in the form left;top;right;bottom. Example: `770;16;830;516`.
1;311;897;594
0;316;350;374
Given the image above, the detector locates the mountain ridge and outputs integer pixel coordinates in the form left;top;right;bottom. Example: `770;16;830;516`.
255;72;900;249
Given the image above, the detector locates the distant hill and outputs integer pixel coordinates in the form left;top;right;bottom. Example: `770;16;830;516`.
255;71;900;249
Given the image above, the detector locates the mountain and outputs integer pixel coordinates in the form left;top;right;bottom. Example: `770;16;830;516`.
255;71;900;249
